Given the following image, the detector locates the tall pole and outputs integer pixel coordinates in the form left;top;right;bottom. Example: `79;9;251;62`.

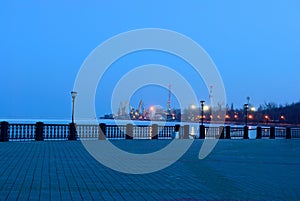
244;103;248;126
72;96;75;124
69;91;78;141
243;103;249;139
201;100;205;126
199;100;206;139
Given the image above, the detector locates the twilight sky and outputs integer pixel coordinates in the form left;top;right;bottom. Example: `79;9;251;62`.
1;0;299;119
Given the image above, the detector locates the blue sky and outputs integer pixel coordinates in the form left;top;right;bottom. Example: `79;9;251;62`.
1;1;299;119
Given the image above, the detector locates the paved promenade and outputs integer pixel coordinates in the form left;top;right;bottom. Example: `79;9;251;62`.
0;139;299;201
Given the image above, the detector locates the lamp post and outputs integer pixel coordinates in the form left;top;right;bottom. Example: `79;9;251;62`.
69;91;77;140
247;96;250;104
200;100;205;126
244;103;249;139
244;103;249;126
199;100;205;139
71;91;77;124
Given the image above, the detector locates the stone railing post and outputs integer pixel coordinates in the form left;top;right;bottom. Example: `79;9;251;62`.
35;122;44;141
68;123;77;140
199;125;205;139
243;126;249;139
183;125;189;139
225;126;231;139
0;121;9;142
286;127;291;139
256;126;262;139
270;126;275;139
173;124;180;139
151;124;158;140
219;126;224;139
99;123;106;140
126;124;133;140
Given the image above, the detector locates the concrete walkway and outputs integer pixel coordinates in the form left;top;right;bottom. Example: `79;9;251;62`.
0;140;299;200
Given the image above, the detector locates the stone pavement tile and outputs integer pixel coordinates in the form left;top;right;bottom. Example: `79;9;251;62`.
98;190;115;201
0;191;9;201
40;190;50;200
70;191;83;200
6;191;20;201
60;191;72;200
29;190;40;201
50;190;61;201
18;187;31;200
78;192;94;201
126;191;148;200
147;192;165;200
118;192;137;200
89;191;104;200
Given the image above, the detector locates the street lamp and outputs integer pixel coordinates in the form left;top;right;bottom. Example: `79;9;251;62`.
264;115;269;125
71;91;77;124
244;103;249;126
69;91;78;141
200;100;205;126
247;96;250;104
199;100;206;139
